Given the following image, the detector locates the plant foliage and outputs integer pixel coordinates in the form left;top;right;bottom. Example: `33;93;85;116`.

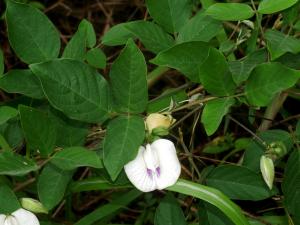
0;0;299;224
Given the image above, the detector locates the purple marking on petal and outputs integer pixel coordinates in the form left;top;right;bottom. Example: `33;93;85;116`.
156;167;161;177
147;168;153;178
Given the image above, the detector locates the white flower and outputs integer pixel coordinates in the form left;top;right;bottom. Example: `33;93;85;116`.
0;208;39;225
124;139;181;192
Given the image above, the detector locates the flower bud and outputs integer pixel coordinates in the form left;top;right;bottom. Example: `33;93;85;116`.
145;113;175;134
260;155;275;190
267;141;287;159
20;198;48;214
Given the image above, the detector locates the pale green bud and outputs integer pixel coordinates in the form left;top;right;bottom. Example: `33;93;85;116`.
20;198;48;214
267;141;287;159
260;155;275;190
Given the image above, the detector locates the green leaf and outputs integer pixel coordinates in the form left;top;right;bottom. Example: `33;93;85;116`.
30;59;111;123
0;69;44;99
154;193;187;225
49;109;88;148
206;3;254;21
62;21;87;60
0;106;18;125
101;23;135;46
145;0;192;33
206;165;273;200
295;21;300;31
199;48;236;96
243;130;292;172
19;105;56;157
38;164;73;210
276;53;300;70
86;48;106;69
28;1;45;10
167;179;250;225
80;19;96;48
103;115;145;181
258;0;298;14
282;150;300;223
62;19;96;60
200;0;215;9
199;202;235;225
282;2;300;25
123;21;174;54
201;98;235;136
245;63;300;106
0;133;12;152
1;120;24;150
151;41;210;82
229;49;268;85
219;40;236;55
101;21;174;54
0;151;39;176
0;185;20;214
51;147;103;170
110;39;148;113
265;29;300;60
74;190;142;225
6;0;60;64
177;12;222;43
0;48;4;76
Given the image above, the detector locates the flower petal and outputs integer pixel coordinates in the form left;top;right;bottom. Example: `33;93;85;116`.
12;209;39;225
0;215;5;225
151;139;181;190
143;144;159;171
124;146;156;192
3;216;18;225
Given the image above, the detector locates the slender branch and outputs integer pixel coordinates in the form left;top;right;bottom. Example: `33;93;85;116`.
258;92;288;131
178;128;201;180
171;96;217;112
228;115;267;147
13;178;36;192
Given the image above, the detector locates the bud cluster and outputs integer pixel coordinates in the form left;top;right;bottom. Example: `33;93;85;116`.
260;141;287;190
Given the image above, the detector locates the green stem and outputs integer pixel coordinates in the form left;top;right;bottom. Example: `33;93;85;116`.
250;0;266;43
258;92;288;132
